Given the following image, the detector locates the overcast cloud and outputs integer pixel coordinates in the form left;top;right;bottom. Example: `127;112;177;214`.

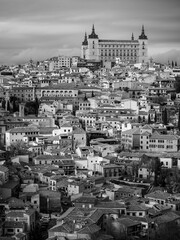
0;0;180;64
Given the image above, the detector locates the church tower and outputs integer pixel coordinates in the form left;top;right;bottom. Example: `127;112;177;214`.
87;25;99;60
138;25;148;64
81;32;88;59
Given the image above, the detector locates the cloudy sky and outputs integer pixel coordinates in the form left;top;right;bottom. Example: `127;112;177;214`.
0;0;180;64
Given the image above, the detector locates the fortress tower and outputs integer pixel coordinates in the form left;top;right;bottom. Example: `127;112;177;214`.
138;25;148;64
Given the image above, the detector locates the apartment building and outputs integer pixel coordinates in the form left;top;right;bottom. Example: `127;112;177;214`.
149;132;180;152
5;127;39;149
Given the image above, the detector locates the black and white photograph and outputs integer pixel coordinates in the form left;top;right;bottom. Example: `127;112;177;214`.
0;0;180;240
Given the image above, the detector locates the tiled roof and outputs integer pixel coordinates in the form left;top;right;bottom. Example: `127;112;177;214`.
154;211;180;224
41;84;78;90
141;131;151;136
142;125;152;130
78;223;101;234
145;190;171;200
4;221;25;228
7;127;39;133
99;39;139;43
150;132;179;140
126;204;149;212
46;135;60;141
73;196;96;204
35;155;72;160
6;211;24;218
61;123;72;128
121;128;140;135
118;151;180;159
117;217;141;227
73;127;86;134
1;181;19;189
95;201;125;209
43;172;55;177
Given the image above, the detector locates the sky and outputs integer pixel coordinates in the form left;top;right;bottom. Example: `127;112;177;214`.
0;0;180;64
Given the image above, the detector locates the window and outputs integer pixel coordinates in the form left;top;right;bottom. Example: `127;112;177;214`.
121;209;125;215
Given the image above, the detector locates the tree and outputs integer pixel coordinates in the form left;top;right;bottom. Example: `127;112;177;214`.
25;101;37;115
138;115;141;123
175;61;178;67
152;221;180;240
34;96;39;116
178;108;180;131
91;91;95;97
172;61;174;68
148;114;151;124
1;99;6;109
132;162;139;178
154;111;157;123
154;157;162;186
7;100;11;111
152;96;167;105
106;218;126;240
84;93;87;101
162;108;168;125
171;92;176;101
7;141;30;157
141;155;162;185
124;87;129;92
13;99;16;112
174;76;180;93
80;75;84;82
115;144;124;153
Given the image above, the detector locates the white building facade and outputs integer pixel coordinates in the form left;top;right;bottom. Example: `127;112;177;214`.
81;25;148;65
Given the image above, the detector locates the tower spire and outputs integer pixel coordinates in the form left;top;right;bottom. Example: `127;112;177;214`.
139;25;147;40
89;24;98;39
92;24;95;33
82;32;88;45
142;25;145;35
131;33;134;41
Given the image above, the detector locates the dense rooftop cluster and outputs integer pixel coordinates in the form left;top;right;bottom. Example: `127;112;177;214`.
0;57;180;240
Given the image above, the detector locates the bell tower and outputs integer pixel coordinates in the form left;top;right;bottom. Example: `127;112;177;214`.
138;25;148;64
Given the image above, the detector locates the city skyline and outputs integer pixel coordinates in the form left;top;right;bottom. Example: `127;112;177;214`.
0;0;180;64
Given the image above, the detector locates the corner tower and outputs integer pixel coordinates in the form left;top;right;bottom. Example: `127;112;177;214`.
138;25;148;64
87;25;99;60
81;32;88;59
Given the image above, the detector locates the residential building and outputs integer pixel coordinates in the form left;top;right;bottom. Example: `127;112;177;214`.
149;132;180;152
121;128;140;150
5;127;39;149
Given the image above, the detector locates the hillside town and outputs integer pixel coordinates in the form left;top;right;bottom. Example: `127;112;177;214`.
0;55;180;240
